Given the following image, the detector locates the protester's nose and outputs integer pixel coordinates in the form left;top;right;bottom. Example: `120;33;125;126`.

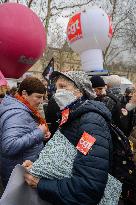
102;89;106;95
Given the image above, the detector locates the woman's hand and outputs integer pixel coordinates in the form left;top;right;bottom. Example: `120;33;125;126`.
38;124;51;140
22;160;33;170
38;124;48;134
24;172;40;188
44;131;51;140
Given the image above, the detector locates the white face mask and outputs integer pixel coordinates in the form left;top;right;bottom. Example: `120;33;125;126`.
126;103;136;111
54;89;77;110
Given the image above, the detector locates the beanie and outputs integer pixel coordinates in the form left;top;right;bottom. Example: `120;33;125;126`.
90;75;106;88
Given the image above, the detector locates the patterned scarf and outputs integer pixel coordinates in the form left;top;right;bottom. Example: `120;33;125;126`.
15;93;48;129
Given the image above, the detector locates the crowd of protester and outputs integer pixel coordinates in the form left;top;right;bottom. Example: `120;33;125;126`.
0;73;136;205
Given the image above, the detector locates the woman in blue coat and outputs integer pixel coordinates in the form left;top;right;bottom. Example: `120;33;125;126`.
0;77;50;187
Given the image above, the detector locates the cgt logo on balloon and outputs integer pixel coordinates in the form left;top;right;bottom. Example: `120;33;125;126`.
67;13;83;43
18;55;38;66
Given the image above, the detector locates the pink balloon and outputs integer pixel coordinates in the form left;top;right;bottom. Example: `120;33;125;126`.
0;3;46;78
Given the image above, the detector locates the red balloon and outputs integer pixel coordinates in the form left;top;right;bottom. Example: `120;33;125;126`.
0;3;46;78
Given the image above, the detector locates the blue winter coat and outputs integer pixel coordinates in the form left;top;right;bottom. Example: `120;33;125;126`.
0;95;44;187
37;99;112;205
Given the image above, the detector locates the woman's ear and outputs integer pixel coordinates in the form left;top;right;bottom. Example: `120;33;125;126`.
75;89;83;98
22;90;28;98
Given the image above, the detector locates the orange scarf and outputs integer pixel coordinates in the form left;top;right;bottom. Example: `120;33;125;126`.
15;93;48;130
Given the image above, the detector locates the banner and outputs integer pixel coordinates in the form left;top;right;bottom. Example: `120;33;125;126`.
0;165;51;205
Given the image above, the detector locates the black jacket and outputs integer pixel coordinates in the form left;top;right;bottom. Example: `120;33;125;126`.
44;97;60;136
37;99;112;205
96;93;131;136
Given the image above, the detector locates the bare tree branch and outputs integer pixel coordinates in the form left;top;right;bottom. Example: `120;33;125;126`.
45;0;53;31
110;0;117;21
106;48;129;64
51;0;93;11
103;0;133;65
113;13;130;35
27;0;34;8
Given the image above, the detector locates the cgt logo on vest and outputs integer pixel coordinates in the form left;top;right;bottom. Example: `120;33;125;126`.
76;132;96;155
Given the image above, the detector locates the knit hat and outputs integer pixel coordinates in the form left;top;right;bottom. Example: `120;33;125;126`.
106;75;121;88
90;75;106;88
50;71;95;99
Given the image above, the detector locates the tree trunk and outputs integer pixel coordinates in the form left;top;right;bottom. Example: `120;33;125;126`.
45;0;52;32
